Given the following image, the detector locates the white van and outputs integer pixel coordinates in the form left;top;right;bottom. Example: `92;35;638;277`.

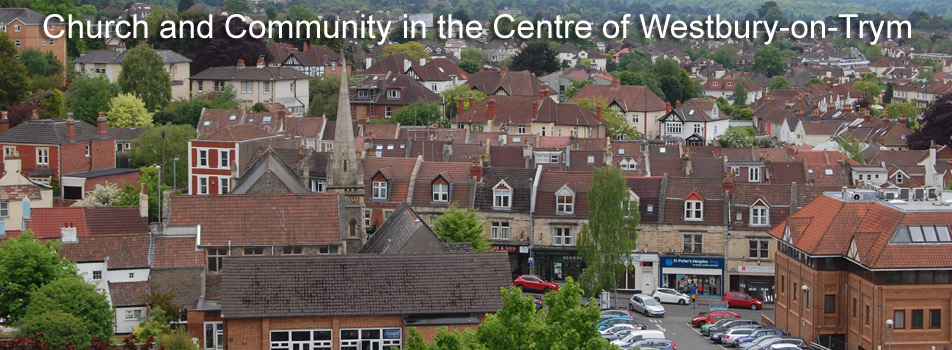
610;330;666;347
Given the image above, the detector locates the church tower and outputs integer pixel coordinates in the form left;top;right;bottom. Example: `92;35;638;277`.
326;56;366;253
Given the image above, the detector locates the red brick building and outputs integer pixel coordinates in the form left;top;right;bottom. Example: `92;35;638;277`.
771;189;952;350
0;114;115;185
187;124;294;195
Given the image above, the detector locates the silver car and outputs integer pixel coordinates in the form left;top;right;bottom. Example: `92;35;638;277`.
629;293;666;317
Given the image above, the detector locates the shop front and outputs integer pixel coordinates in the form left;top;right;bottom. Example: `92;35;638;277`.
619;253;658;293
729;265;775;303
659;256;724;297
490;244;531;280
532;248;583;283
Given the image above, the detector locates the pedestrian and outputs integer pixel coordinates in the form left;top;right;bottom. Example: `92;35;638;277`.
690;284;698;298
698;283;703;295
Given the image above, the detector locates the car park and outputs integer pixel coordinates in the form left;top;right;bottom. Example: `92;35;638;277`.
720;327;760;345
513;275;559;293
692;310;741;326
597;316;636;331
707;319;760;339
622;338;677;350
611;330;666;348
600;309;634;320
740;336;784;350
749;337;808;350
711;324;763;343
629;293;666;317
722;291;764;310
700;318;734;335
600;324;637;336
651;288;691;305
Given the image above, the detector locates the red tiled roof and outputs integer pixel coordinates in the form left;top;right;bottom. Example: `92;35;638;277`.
151;235;204;269
201;124;274;142
59;233;150;269
410;162;475;207
569;85;666;113
168;193;341;247
26;207;147;239
109;281;149;307
364;157;419;203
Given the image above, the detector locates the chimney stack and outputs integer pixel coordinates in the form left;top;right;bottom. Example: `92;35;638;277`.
665;101;671;114
457;97;465;114
97;111;108;138
139;183;148;218
596;102;603;122
256;56;265;69
365;57;372;69
470;162;483;181
900;116;908;127
31;109;38;120
420;58;426;66
487;97;497;122
468;92;475;110
66;113;76;142
0;111;8;132
403;59;412;72
303;42;308;51
500;66;509;75
237;59;245;68
531;99;539;120
611;78;620;88
675;100;681;109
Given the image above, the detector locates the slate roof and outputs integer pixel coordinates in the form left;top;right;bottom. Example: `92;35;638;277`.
168;193;341;246
109;281;149;307
475;167;536;212
0;119;107;145
466;70;554;97
0;8;52;25
220;253;510;318
534;171;594;218
26;207;148;239
359;203;447;254
489;145;526;168
73;49;191;64
60;233;150;269
569;85;666;113
191;66;309;81
628;176;663;223
197;109;243;135
411;161;475;207
107;127;145;142
661;177;727;225
151;235;203;269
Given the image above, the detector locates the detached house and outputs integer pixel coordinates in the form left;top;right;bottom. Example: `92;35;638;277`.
569;80;668;139
190;58;310;116
350;73;442;120
74;47;192;99
268;43;346;77
658;99;729;145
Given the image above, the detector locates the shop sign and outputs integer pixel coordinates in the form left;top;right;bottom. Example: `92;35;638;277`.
738;265;775;274
661;256;724;269
519;246;529;254
490;245;520;253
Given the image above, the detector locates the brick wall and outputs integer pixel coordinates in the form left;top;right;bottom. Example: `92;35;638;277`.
0;144;59;177
225;315;404;350
83;171;139;192
60;139;116;174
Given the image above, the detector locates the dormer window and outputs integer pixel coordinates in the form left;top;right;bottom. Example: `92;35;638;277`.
683;190;704;221
750;200;769;226
713;81;718;86
387;89;401;99
372;180;388;199
556;185;575;215
749;167;761;182
896;173;904;184
626;190;639;217
493;181;512;209
432;178;449;202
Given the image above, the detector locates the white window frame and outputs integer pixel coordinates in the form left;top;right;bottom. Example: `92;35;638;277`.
198;177;209;195
684;200;703;221
493;181;512;209
124;309;142;321
372;180;388;199
518;125;527;133
92;270;102;280
340;328;401;350
270;329;332;350
387;90;400;99
385;106;393;118
694;123;702;134
198;149;208;167
432;182;449;202
750;205;769;226
241;81;253;94
3;146;15;158
197;81;204;92
36;148;49;166
204;322;224;350
219;150;229;168
491;221;510;240
13;39;19;47
555;186;575;215
749;167;761;182
749;239;770;259
0;201;7;218
666;122;682;134
220;177;229;194
310;179;326;193
553;227;574;246
14;24;20;32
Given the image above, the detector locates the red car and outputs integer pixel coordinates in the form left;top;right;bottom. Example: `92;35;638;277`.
722;291;764;310
514;275;560;293
691;310;741;326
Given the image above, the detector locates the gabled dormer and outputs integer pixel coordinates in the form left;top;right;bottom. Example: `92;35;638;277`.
683;189;704;221
431;175;449;203
492;180;512;209
371;171;389;200
749;198;770;227
555;184;575;215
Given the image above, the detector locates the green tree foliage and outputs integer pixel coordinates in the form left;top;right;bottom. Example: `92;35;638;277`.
712;49;735;69
432;203;489;252
883;82;894;104
458;60;482;74
836;132;866;164
250;102;269;113
223;0;250;13
510;41;560;77
908;93;952;149
718;126;758;148
853;80;883;99
918;69;936;81
393;99;443;126
572;97;640;140
563;80;593;99
769;76;791;90
156;327;199;350
108;93;153;128
804;78;824;87
732;84;748;106
461;48;485;63
118;45;172;111
17;310;92;349
19;48;63;78
161;86;240;126
885;102;919;120
307;75;342;119
192;16;271;75
385;42;429;60
129;124;194;189
716;98;754;120
578;166;639;294
178;0;194;12
24;277;114;345
0;32;31;107
0;231;75;323
66;75;121;125
33;89;65;119
405;327;480;350
651;58;699;105
865;44;883;63
752;46;786;77
71;183;131;207
442;84;486;119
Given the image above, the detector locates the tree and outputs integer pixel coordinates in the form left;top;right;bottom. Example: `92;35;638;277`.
384;42;429;60
250;102;268;112
307;75;341;118
33;89;64;119
17;310;92;349
908;93;952;149
651;58;699;105
918;69;936;81
66;75;121;125
25;276;114;345
718;126;758;148
458;60;481;74
129;124;194;188
883;82;894;104
392;99;442;126
752;46;786;77
19;48;62;78
510;41;560;77
223;0;249;13
192;16;271;74
769;76;791;90
162;86;240;126
432;203;489;252
732;84;748;106
118;45;171;111
442;84;486;119
0;32;31;107
564;80;593;99
177;0;194;12
460;48;485;63
885;102;918;120
108;93;153;128
804;78;824;87
836;132;866;164
0;231;75;323
572;97;639;140
156;328;199;350
578;166;639;294
71;183;133;207
712;49;735;69
865;44;883;63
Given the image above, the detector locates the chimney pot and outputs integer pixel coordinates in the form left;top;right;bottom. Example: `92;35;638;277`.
303;42;309;51
457;97;465;114
256;56;265;69
66;114;76;142
468;92;475;109
97;112;108;138
31;109;38;120
611;78;620;88
0;111;8;133
665;101;671;114
900;116;908;127
237;59;245;68
675;100;681;109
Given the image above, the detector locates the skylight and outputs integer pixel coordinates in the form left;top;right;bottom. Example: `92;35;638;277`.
891;225;952;243
203;121;211;126
263;116;272;122
689;110;695;115
824;169;834;176
229;115;237;121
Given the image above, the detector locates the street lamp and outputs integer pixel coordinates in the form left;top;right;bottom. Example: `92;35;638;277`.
173;158;180;190
886;319;894;350
801;284;809;340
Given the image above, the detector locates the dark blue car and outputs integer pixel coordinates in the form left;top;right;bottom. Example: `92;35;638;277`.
597;317;636;331
734;329;786;347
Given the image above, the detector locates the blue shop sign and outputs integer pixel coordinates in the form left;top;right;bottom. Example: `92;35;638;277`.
660;256;724;269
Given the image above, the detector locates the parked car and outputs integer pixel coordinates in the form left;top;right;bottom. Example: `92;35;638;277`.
700;318;735;335
748;337;808;350
532;295;543;310
719;327;760;345
722;291;764;310
692;310;741;326
611;330;666;347
768;344;806;350
709;320;761;342
652;288;691;305
514;275;559;293
597;317;636;331
600;323;645;336
601;309;634;320
629;294;666;317
740;336;784;350
623;338;677;350
734;329;786;347
605;327;651;341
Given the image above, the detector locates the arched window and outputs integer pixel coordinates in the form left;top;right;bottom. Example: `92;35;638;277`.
343;160;349;172
348;218;358;237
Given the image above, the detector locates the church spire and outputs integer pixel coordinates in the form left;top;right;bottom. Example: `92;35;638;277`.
328;53;362;190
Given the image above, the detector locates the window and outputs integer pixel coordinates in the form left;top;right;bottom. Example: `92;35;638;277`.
684;200;703;221
213;81;225;92
749;167;760;182
930;309;941;329
749;240;769;258
683;234;703;253
432;183;448;202
387;90;401;99
14;24;19;32
866;305;871;325
364;209;371;228
3;146;15;158
348;219;358;237
13;39;19;47
518;125;526;133
694;123;702;134
896;173;904;184
220;177;229;194
491;221;510;240
125;309;142;320
666;122;682;134
912;309;924;329
647;204;654;212
197;81;203;92
824;295;836;313
92;270;102;280
207;248;227;272
554;227;573;246
587;155;595;164
894;310;905;329
204;322;224;350
556;186;574;214
264;82;270;93
220;150;229;168
310;180;326;193
340;328;401;350
199;150;208;167
493;182;512;209
244;247;264;256
199;177;208;195
36;148;49;166
852;298;857;318
750;206;769;226
372;181;388;199
271;330;332;350
282;247;303;255
85;145;91;157
794;283;798;300
385;106;392;118
241;81;253;94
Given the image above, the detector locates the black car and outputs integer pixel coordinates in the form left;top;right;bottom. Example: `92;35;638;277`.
709;319;759;340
